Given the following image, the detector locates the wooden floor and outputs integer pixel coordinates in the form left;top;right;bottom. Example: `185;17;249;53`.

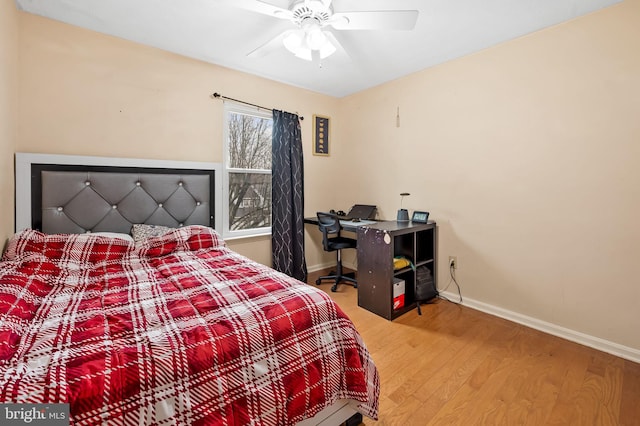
307;269;640;426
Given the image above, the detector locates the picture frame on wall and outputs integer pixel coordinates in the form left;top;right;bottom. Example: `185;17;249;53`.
313;114;330;156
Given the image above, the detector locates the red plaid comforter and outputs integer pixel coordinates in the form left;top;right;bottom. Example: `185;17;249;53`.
0;226;379;425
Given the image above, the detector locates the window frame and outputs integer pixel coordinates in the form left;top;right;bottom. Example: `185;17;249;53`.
222;102;273;239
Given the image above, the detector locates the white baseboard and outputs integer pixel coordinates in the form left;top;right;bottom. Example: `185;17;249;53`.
440;290;640;364
306;262;337;273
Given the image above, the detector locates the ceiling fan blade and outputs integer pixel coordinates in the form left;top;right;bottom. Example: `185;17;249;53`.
222;0;293;20
247;31;288;58
329;10;418;30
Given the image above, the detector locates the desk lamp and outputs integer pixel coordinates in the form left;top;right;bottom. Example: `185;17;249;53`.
397;192;410;222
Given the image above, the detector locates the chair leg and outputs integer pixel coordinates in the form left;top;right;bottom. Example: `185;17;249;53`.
316;249;357;292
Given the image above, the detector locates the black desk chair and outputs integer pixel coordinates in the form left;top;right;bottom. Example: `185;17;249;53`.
315;212;358;292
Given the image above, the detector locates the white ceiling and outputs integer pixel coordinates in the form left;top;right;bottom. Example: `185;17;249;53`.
15;0;621;98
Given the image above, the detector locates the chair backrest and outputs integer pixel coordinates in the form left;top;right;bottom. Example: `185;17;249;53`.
316;212;341;251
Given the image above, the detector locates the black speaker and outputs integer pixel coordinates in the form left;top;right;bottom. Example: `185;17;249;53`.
415;266;437;315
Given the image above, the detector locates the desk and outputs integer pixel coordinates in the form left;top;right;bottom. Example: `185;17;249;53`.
303;216;376;232
305;217;437;320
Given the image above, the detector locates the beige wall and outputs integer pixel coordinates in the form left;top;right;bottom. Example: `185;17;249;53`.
338;0;640;351
8;1;640;354
0;0;19;244
15;12;339;265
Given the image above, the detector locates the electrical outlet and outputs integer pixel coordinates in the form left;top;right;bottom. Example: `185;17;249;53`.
449;256;457;269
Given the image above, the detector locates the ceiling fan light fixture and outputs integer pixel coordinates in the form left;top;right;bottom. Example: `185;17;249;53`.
283;30;304;52
283;25;335;61
318;36;336;58
283;31;312;60
306;25;327;50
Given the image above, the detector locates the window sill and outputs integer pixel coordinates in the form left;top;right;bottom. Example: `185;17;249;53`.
223;231;272;242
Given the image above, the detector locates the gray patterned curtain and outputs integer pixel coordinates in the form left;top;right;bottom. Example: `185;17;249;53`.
272;110;307;281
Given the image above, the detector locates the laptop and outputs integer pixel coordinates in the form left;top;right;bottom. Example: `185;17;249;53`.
344;204;377;220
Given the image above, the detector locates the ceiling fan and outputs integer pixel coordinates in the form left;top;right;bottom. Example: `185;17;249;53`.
228;0;419;61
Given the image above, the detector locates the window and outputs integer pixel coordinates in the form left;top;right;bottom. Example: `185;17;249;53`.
222;103;272;238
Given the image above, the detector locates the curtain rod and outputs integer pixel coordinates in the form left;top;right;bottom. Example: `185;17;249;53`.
210;92;304;120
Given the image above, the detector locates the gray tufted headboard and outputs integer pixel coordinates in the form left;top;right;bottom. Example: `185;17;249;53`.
15;153;222;234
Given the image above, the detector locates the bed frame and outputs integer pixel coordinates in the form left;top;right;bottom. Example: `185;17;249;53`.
15;153;223;234
13;152;361;426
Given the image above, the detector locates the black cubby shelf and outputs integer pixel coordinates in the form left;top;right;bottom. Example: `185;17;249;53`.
357;221;436;320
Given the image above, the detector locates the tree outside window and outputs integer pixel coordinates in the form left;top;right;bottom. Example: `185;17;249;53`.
224;104;272;236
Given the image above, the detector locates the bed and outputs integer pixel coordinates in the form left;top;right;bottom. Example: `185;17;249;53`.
1;153;379;425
